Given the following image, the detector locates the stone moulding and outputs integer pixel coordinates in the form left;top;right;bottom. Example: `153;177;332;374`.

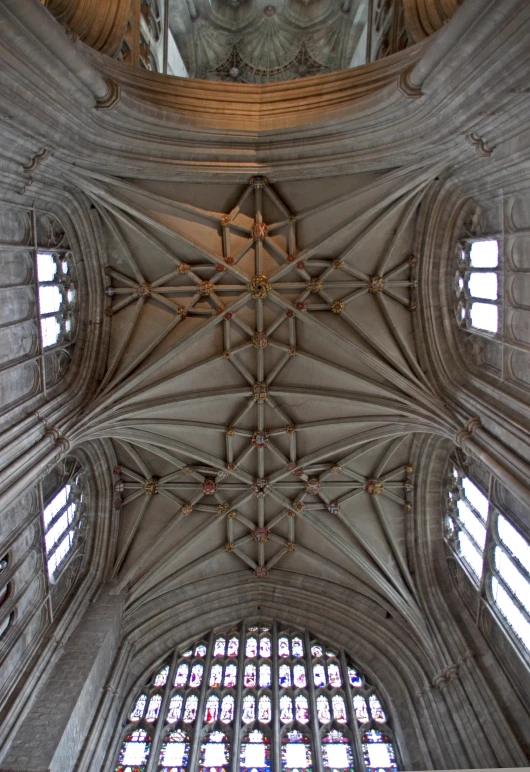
86;43;426;132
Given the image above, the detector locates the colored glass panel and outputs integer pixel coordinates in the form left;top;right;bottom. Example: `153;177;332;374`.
293;663;306;688
195;644;207;658
154;666;169;687
210;664;223;688
174;664;189;688
146;695;162;723
311;644;323;658
260;637;272;658
244;664;257;688
240;730;271;771
348;668;362;687
214;637;226;657
205;695;219;723
295;695;309;724
369;695;387;723
313;664;326;688
220;695;235;724
322;731;354;770
353;695;369;724
281;731;312;771
332;695;347;723
279;664;291;688
292;637;304;657
117;730;151;768
328;663;342;687
189;664;204;688
362;731;397;771
182;695;198;724
258;694;272;723
246;637;258;658
242;695;256;724
227;636;239;657
167;694;184;724
317;695;331;724
159;729;190;769
224;663;237;688
259;663;271;688
278;637;290;657
280;695;294;724
199;731;229;770
130;694;147;722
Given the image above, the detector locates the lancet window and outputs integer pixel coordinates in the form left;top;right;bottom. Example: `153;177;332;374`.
445;462;530;654
0;206;77;414
455;239;500;334
40;459;85;583
114;623;400;772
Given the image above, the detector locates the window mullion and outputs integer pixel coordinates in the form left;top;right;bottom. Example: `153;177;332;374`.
453;516;484;557
489;564;530;627
340;647;365;772
188;629;214;772
477;476;495;620
304;630;324;772
44;498;73;537
229;620;246;772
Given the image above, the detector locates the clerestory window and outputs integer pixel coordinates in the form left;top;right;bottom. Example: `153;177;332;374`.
115;623;400;772
455;239;500;334
41;460;85;583
445;464;530;654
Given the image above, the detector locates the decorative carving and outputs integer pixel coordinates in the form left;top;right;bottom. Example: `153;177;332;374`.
305;476;321;494
285;542;295;552
252;223;268;241
286;425;296;435
397;65;423;98
252;528;270;543
114;480;125;492
365;479;383;495
406;464;414;473
331;300;344;314
181;503;193;516
178;263;190;274
332;258;344;270
293;500;304;511
369;275;385;293
137;282;151;298
252;430;269;448
254;566;268;577
248;274;271;299
253;382;268;402
226;542;235;552
253;479;270;498
307;277;323;293
144;478;159;496
253;332;268;349
199;281;214;296
328;501;340;515
466;133;495;157
227;510;237;518
226;426;236;436
202;478;217;496
113;465;122;476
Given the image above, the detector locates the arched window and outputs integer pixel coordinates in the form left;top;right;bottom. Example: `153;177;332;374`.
114;624;400;771
0;206;78;414
40;459;85;583
445;462;530;653
455;239;500;334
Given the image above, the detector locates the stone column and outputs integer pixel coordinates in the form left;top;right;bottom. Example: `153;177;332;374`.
0;588;124;772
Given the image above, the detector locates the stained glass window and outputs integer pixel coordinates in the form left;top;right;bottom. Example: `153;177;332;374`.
116;625;400;772
167;694;184;724
159;729;190;769
282;731;312;771
204;695;219;723
116;729;151;770
175;663;189;687
242;695;256;724
145;694;162;723
322;730;354;770
280;695;294;724
154;666;169;687
455;239;500;334
279;664;291;688
241;730;271;771
446;462;530;655
41;462;84;582
224;663;237;688
199;731;229;771
259;663;271;687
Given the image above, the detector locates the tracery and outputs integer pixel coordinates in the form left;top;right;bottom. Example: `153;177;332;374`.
445;461;530;653
115;623;399;772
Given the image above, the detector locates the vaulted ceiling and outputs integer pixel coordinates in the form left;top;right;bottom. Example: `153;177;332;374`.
63;164;461;625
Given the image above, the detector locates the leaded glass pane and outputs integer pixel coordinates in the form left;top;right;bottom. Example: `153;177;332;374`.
167;694;184;724
491;576;530;650
188;663;203;688
468;272;497;300
469;302;498;333
241;730;270;770
469;240;498;267
159;729;190;769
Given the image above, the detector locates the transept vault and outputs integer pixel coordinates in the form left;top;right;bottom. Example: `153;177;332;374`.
0;1;530;771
